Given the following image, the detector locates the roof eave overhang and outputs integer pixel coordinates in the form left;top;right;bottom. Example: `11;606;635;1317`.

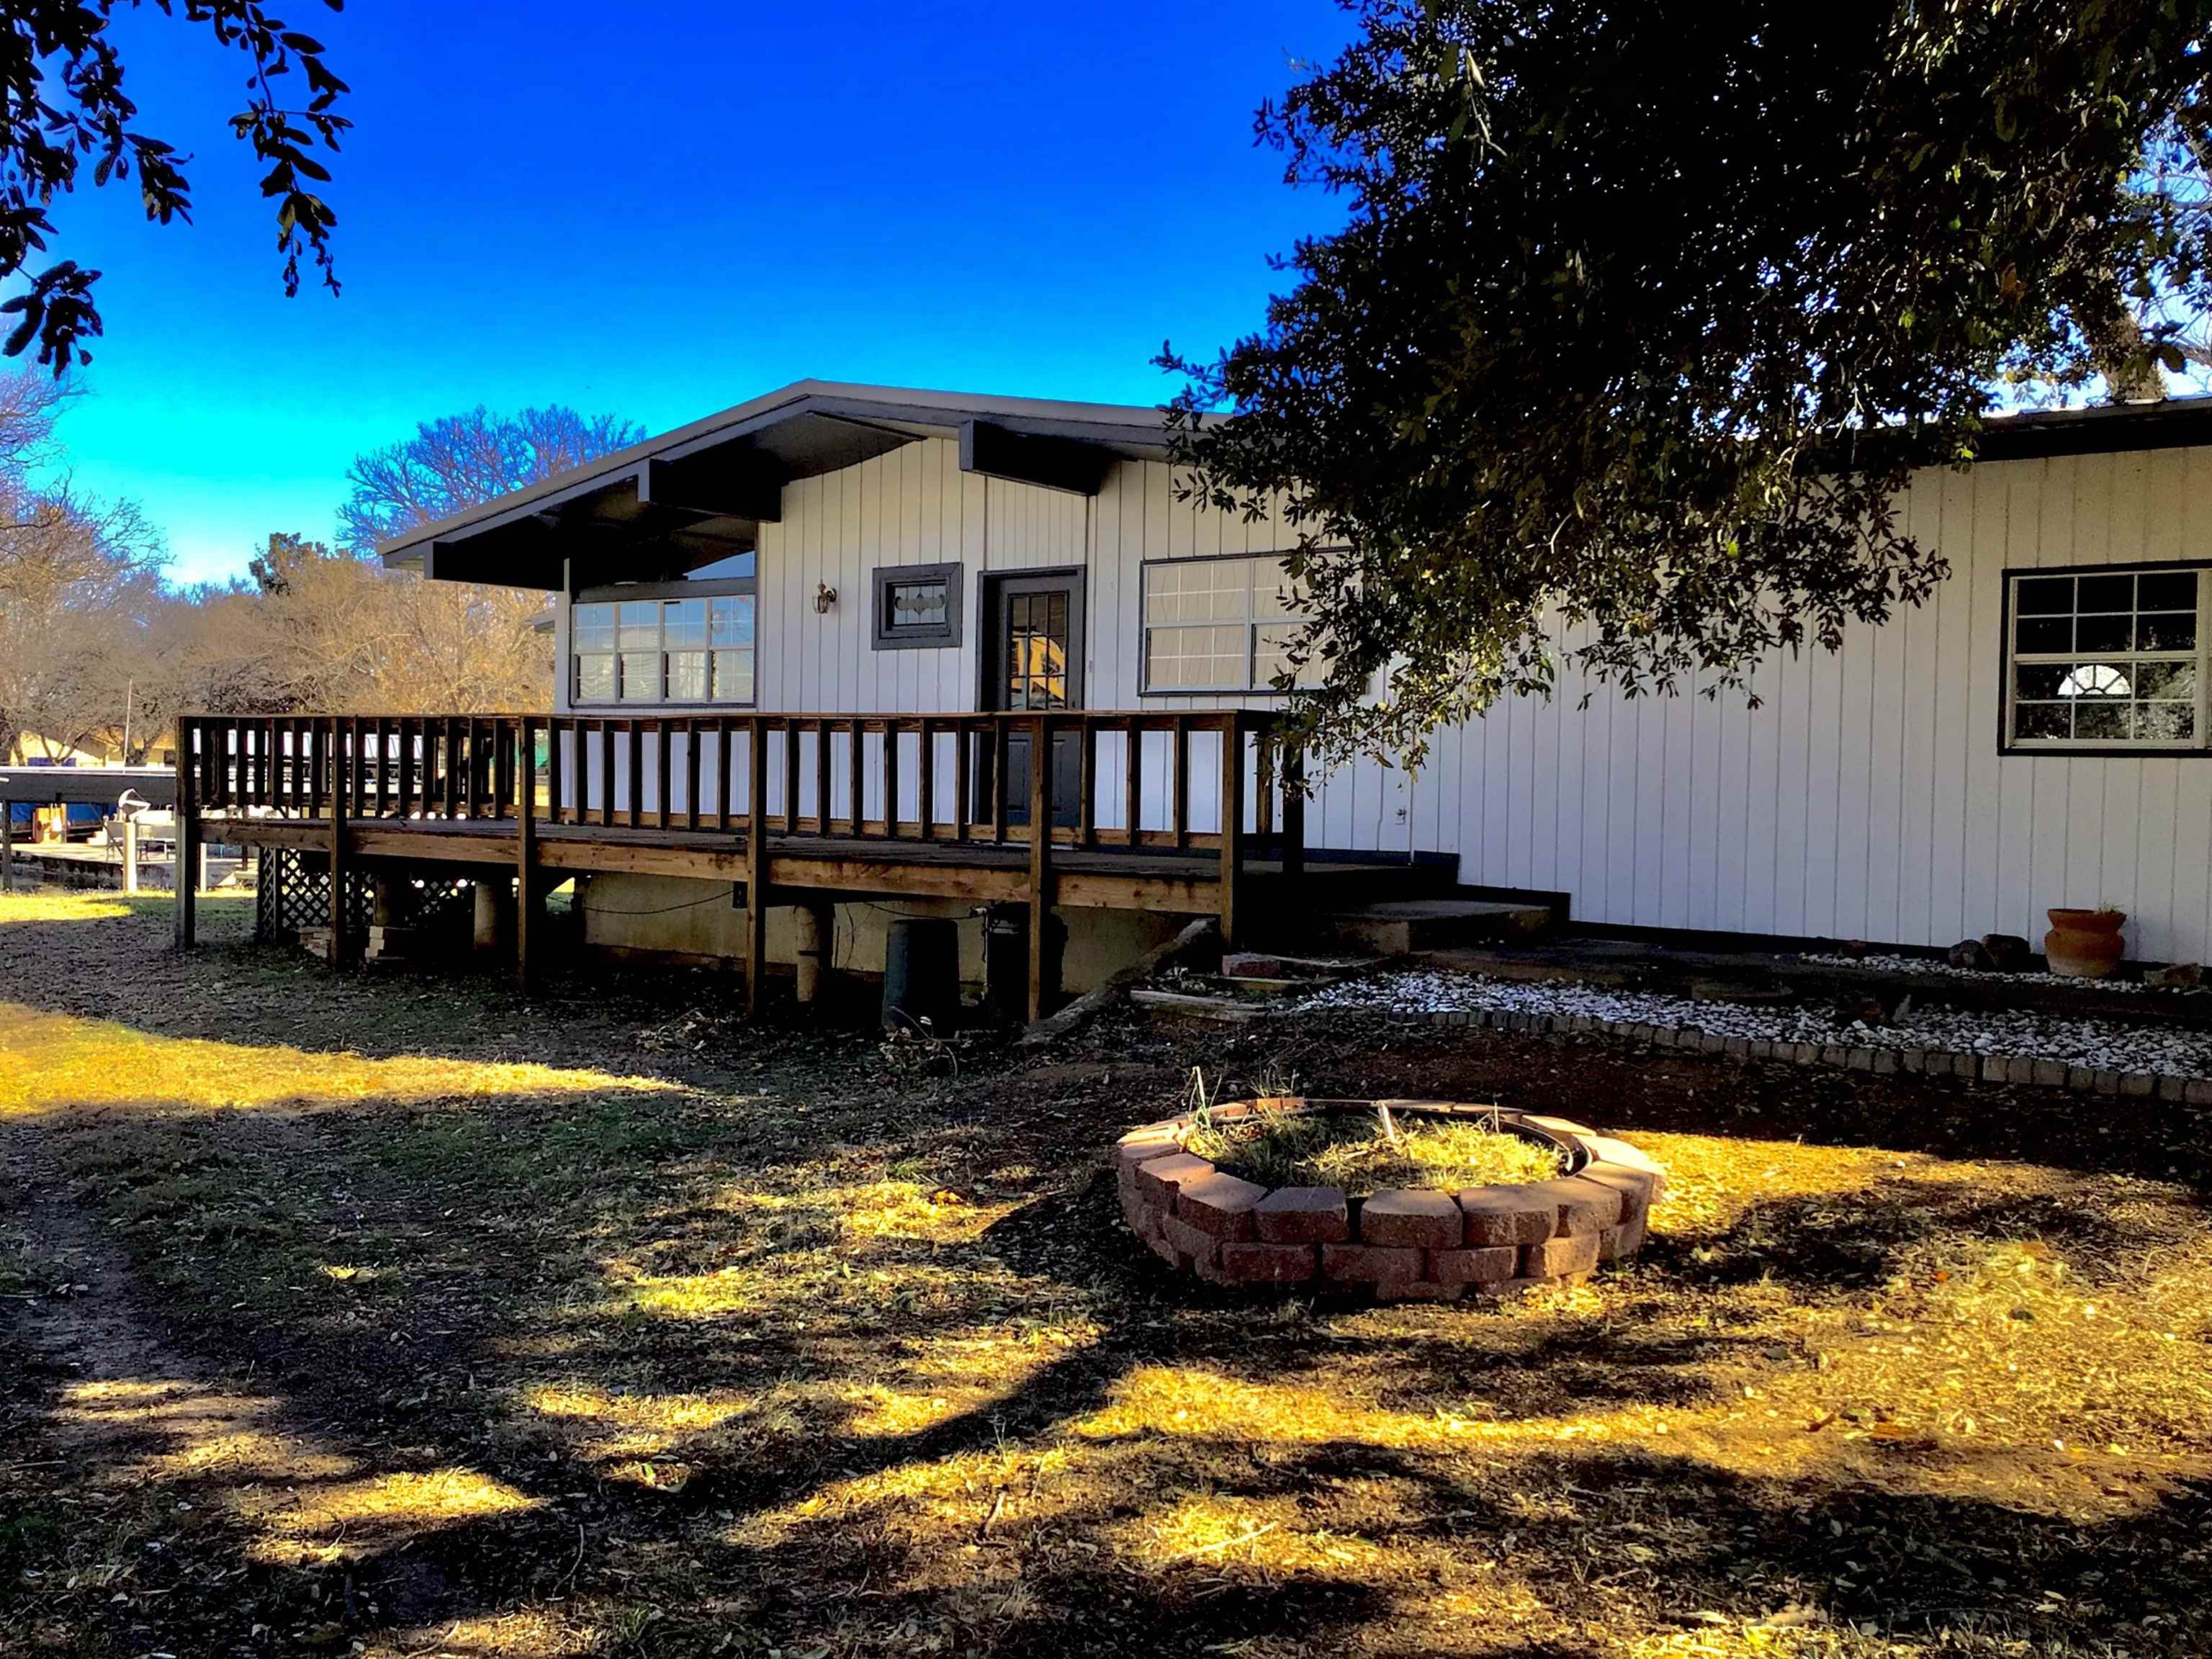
379;382;1179;590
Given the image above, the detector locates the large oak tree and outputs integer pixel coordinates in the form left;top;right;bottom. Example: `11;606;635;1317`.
1162;0;2212;760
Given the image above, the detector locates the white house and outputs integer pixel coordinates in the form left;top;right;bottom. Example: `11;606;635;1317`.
377;381;2212;976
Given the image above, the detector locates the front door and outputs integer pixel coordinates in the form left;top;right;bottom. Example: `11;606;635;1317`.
983;571;1084;829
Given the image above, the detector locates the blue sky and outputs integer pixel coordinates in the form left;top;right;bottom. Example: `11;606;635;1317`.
36;1;1353;583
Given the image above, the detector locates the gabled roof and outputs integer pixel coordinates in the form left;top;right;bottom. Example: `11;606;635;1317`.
382;378;2212;593
378;379;1179;592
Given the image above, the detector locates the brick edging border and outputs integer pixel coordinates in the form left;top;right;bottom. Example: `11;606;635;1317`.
1115;1099;1667;1303
1416;1007;2212;1104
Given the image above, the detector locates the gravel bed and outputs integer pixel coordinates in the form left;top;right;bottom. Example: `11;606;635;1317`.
1800;950;2152;992
1300;969;2212;1081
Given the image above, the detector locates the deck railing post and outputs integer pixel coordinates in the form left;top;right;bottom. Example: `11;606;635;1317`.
781;717;799;833
954;722;972;842
848;716;864;835
684;717;701;832
1027;713;1055;1021
745;718;769;1015
1079;716;1097;848
657;719;673;830
546;717;564;827
173;721;198;945
812;720;830;835
516;716;536;991
1172;715;1192;850
917;718;935;839
992;719;1012;844
1218;714;1245;948
328;714;348;961
884;718;902;837
1125;716;1143;847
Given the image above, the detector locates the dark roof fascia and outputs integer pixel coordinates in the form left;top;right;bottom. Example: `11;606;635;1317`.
1965;397;2212;462
378;381;1182;570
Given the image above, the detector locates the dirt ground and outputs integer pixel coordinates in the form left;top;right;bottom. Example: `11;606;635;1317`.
1;890;2208;1659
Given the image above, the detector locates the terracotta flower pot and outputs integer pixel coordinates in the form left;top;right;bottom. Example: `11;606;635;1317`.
2044;909;2127;980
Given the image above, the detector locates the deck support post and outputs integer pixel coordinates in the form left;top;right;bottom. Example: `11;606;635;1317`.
472;877;516;956
1280;737;1305;885
1;795;12;895
1027;714;1056;1021
371;875;403;929
516;717;537;991
793;900;833;1007
1218;715;1245;948
745;718;769;1016
172;731;197;945
327;717;347;961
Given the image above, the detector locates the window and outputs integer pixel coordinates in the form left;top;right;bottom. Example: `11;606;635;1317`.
1141;555;1319;693
872;562;962;649
571;580;755;706
2005;565;2208;750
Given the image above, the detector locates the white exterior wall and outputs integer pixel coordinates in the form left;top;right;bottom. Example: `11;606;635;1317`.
555;434;2212;964
1437;445;2212;963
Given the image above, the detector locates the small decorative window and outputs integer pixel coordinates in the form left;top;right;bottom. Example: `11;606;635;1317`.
871;562;962;649
572;580;755;706
2005;565;2208;750
1141;555;1321;693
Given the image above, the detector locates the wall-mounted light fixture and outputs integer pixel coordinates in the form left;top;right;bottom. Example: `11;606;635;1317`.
814;581;838;614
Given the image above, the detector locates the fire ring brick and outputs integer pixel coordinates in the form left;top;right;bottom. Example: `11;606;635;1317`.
1114;1099;1663;1303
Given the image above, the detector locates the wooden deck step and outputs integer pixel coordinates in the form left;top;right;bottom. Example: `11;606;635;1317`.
1309;896;1556;956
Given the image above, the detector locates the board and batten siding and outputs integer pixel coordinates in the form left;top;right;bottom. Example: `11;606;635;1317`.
554;432;2212;964
1435;444;2212;963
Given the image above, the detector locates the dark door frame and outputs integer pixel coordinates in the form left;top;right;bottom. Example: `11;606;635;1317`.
976;567;1087;830
977;567;1087;714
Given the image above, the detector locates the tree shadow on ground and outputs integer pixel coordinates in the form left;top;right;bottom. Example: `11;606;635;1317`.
6;897;2211;1655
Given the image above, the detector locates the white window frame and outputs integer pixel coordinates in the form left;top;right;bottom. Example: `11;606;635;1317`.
2002;562;2211;752
1138;553;1319;696
570;577;757;709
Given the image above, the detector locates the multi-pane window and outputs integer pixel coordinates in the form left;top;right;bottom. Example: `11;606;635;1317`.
2006;566;2207;749
572;585;755;706
1141;556;1318;693
1004;589;1071;710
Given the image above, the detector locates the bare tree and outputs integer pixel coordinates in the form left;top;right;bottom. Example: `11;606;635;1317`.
0;480;163;764
0;368;161;759
338;405;644;554
156;531;555;719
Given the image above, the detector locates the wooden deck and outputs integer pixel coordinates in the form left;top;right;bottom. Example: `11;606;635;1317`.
171;710;1407;1018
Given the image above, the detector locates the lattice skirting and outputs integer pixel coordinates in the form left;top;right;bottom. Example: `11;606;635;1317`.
253;848;477;946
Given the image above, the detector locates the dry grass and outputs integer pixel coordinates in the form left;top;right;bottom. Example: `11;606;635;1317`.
1185;1100;1563;1192
0;1000;674;1120
1;890;2208;1658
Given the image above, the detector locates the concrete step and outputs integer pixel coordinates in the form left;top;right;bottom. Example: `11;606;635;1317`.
1316;897;1555;956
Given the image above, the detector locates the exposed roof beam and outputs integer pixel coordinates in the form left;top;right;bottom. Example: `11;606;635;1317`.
637;455;785;523
422;537;565;592
958;418;1115;496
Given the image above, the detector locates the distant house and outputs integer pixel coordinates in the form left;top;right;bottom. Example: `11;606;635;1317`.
175;382;2212;1003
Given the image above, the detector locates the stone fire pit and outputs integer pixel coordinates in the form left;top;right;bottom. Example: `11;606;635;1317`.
1114;1098;1665;1302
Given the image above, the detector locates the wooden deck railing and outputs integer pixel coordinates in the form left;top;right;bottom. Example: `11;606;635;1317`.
176;709;1308;1006
175;709;1307;857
